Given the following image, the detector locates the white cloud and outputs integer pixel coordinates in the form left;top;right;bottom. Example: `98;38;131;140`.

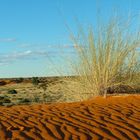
0;50;49;65
19;43;32;48
0;47;76;65
24;50;32;55
0;38;17;42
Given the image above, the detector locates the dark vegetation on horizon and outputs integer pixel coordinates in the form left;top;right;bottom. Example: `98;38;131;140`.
0;76;140;94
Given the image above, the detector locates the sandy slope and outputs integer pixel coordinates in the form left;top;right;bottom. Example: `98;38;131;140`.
0;95;140;140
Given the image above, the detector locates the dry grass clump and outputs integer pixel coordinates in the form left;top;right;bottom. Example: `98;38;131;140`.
62;17;140;98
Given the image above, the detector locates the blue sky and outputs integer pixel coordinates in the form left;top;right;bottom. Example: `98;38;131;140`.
0;0;140;78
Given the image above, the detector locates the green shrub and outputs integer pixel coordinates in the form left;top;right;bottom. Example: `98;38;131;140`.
14;78;24;83
3;98;11;103
0;81;6;86
0;96;5;100
19;98;31;103
38;83;47;92
8;89;17;94
32;77;39;86
0;96;11;105
33;96;40;102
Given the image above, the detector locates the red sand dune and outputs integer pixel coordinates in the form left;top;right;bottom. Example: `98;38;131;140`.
0;95;140;140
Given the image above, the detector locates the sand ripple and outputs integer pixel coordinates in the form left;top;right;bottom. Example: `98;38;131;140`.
0;95;140;140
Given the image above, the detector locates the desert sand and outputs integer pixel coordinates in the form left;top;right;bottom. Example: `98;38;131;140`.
0;95;140;140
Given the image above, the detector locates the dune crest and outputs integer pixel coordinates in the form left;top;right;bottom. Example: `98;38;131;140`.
0;95;140;140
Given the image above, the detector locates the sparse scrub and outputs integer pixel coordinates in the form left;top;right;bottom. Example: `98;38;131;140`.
38;83;48;92
19;98;31;104
32;77;39;86
14;78;24;83
3;98;11;103
0;96;11;105
33;95;40;102
64;17;140;97
7;89;17;94
0;81;6;86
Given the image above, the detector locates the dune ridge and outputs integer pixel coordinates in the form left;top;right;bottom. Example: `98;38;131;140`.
0;95;140;140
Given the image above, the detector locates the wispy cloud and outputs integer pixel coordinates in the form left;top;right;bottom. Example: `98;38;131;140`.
19;43;76;49
19;43;32;48
19;43;49;48
0;47;76;65
0;38;17;43
0;50;48;65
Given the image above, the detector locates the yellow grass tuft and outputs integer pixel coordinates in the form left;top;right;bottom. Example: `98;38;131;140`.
64;17;140;97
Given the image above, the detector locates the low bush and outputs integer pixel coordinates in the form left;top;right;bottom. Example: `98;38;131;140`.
3;98;11;103
32;77;39;86
7;89;17;94
62;16;140;97
38;83;48;92
14;78;24;83
0;96;11;105
0;81;6;86
33;96;40;102
19;98;31;103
